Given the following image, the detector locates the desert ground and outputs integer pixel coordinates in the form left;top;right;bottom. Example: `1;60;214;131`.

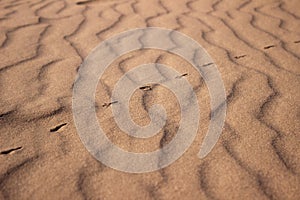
0;0;299;199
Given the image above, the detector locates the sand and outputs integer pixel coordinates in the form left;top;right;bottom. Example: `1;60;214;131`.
0;0;299;199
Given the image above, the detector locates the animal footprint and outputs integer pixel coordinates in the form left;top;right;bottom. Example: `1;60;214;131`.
50;123;67;132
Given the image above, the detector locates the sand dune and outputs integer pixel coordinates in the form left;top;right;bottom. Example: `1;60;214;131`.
0;0;299;199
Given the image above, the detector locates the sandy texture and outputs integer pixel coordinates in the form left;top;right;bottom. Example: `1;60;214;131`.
0;0;300;199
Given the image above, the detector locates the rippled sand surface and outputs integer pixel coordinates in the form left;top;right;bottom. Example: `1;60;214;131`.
0;0;299;199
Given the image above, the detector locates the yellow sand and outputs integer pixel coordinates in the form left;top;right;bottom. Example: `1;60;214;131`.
0;0;299;199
